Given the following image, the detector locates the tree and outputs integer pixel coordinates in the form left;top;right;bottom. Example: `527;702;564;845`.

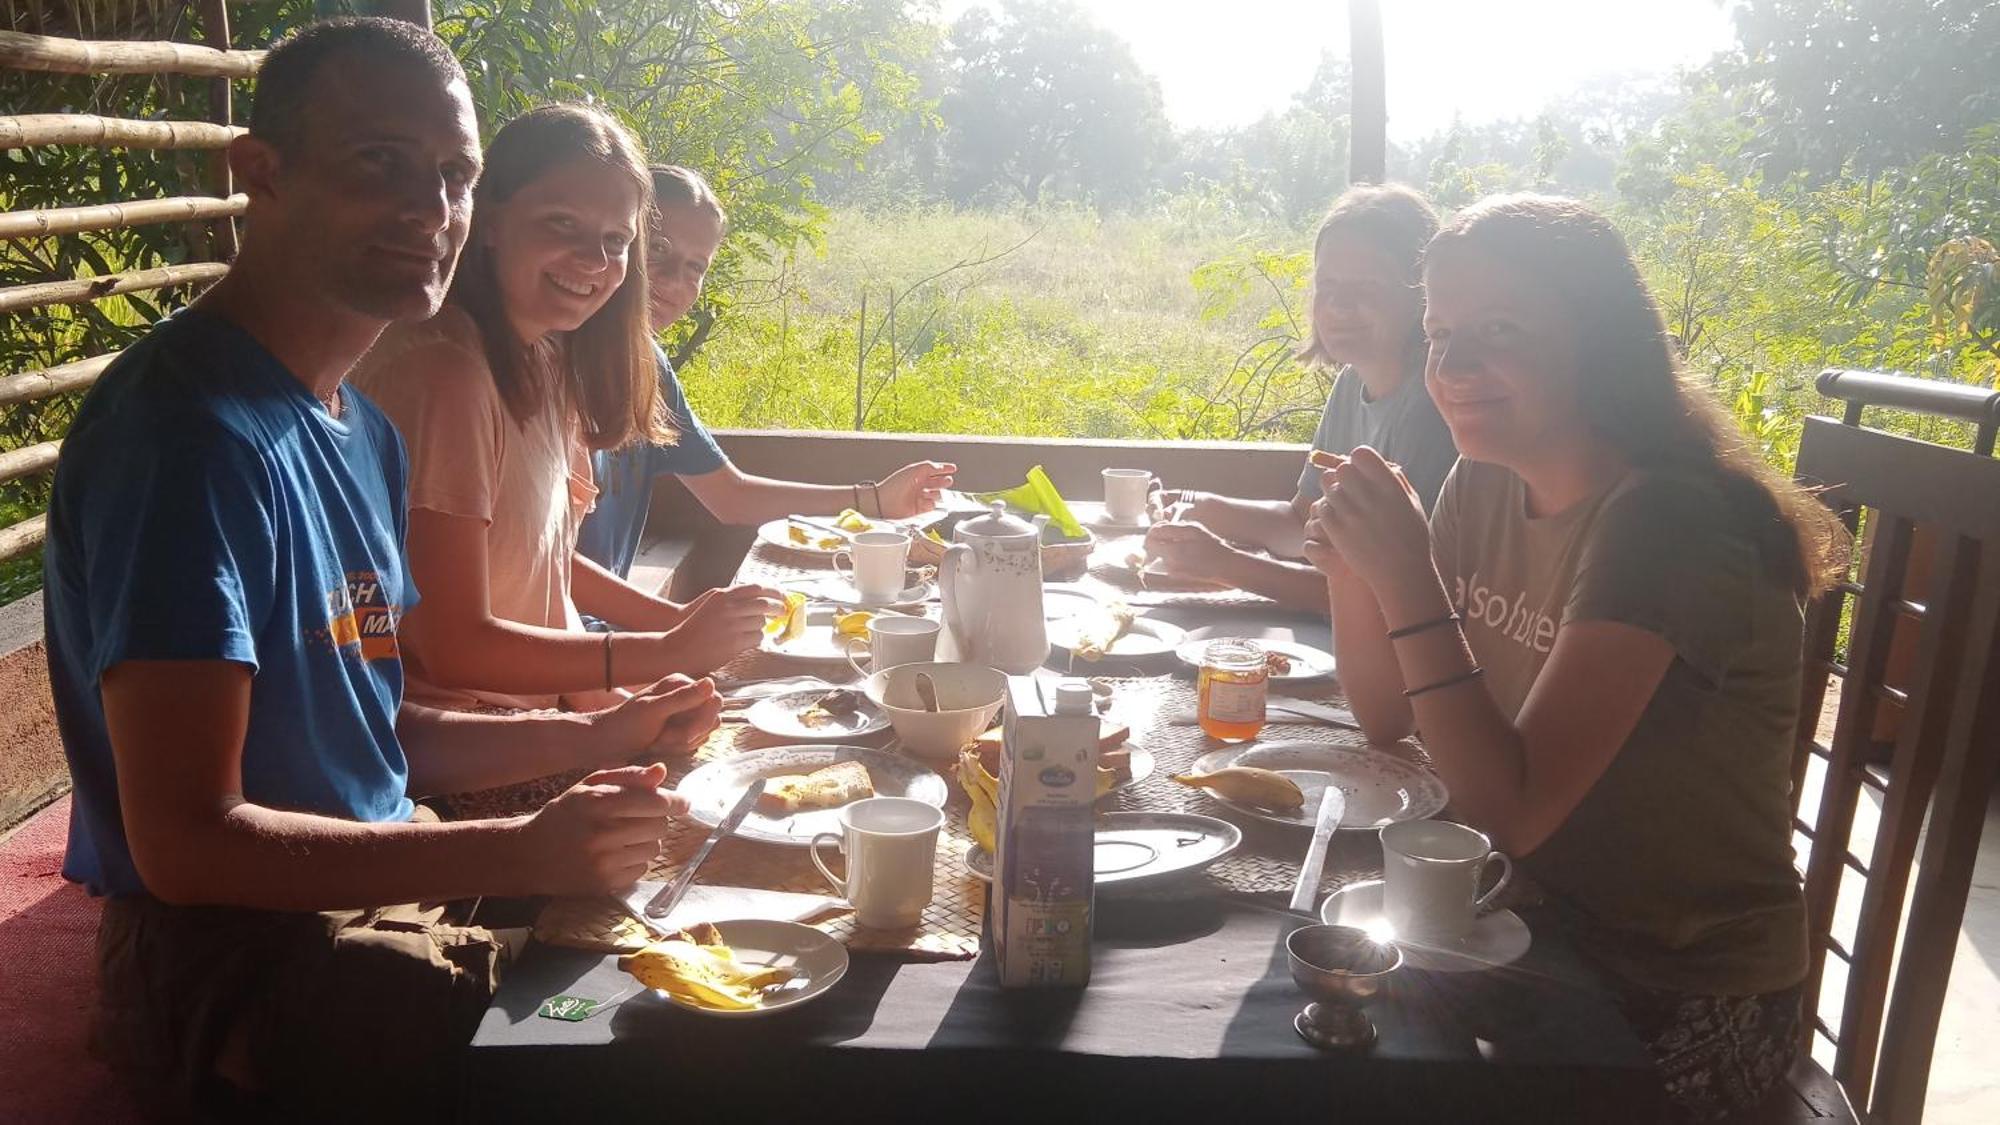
1718;0;2000;182
940;0;1169;207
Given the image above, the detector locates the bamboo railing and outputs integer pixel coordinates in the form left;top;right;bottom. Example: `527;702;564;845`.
1;21;257;564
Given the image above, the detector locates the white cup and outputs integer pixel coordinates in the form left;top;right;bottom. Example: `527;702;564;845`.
1102;468;1154;524
845;614;941;678
834;530;912;602
1379;820;1513;943
810;796;943;929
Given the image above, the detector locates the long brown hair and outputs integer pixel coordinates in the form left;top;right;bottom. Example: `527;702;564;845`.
451;104;668;450
1298;183;1439;367
1427;194;1839;596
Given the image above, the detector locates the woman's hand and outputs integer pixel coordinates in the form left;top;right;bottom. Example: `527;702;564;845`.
1312;447;1432;597
659;584;784;674
583;675;721;764
1142;521;1235;583
875;461;957;517
1301;495;1355;583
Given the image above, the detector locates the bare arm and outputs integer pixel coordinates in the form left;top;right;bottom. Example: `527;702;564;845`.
570;549;685;631
400;508;737;693
1145;522;1329;612
681;459;957;525
1161;490;1309;558
104;660;693;910
395;674;719;797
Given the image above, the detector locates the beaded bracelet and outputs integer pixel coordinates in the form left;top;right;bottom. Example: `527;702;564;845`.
1386;611;1462;641
1404;665;1484;698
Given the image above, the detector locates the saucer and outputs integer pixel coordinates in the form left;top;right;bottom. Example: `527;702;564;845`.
801;576;936;608
1317;879;1531;973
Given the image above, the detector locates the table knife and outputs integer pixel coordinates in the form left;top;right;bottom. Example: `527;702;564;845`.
642;779;766;925
1288;784;1346;915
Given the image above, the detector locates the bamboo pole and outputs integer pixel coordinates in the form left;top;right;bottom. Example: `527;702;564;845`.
0;442;61;486
0;514;47;564
0;195;247;241
195;0;239;260
0;352;120;408
0;114;244;151
0;263;227;314
0;30;264;77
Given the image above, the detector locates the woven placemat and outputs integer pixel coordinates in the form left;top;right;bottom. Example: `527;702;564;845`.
1098;676;1428;898
533;719;986;961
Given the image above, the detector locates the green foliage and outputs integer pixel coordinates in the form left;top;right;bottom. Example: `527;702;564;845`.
940;0;1169;207
1720;0;1999;181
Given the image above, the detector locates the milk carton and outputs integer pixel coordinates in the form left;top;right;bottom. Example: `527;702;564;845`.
992;675;1099;988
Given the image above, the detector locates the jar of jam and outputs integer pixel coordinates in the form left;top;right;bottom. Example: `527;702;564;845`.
1197;638;1267;741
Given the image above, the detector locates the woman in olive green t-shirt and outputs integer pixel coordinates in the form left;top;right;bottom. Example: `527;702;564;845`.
1303;195;1839;1121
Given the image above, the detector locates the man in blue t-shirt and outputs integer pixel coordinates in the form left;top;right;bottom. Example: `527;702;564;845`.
576;165;957;596
42;21;714;1113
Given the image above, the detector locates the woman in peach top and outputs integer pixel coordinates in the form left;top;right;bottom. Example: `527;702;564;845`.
353;104;777;716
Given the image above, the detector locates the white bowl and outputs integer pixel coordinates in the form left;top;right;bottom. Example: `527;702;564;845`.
863;661;1007;758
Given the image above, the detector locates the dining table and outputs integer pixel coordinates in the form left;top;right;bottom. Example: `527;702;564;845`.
464;502;1670;1122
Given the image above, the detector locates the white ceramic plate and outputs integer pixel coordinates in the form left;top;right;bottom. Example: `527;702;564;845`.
743;689;890;741
644;918;850;1018
963;811;1240;888
760;606;856;663
678;744;948;847
799;576;937;608
1047;614;1187;659
1173;637;1336;683
1095;549;1229;592
1317;879;1531;973
1184;741;1448;830
756;517;853;557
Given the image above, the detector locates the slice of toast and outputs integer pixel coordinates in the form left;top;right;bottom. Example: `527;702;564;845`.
755;760;874;816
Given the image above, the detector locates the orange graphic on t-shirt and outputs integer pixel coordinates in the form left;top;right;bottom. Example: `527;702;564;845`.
321;573;402;661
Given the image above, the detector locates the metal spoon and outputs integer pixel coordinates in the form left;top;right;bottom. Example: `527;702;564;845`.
914;672;941;712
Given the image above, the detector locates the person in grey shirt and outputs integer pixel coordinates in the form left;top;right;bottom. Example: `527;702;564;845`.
1147;185;1458;610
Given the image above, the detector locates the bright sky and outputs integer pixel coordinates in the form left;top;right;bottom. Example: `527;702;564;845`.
942;0;1740;141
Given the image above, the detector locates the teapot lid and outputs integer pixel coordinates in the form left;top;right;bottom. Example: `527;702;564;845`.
957;500;1040;539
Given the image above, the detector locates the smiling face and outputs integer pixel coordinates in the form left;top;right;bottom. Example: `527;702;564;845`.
262;58;482;322
645;201;723;333
482;157;643;343
1310;228;1424;369
1420;243;1590;468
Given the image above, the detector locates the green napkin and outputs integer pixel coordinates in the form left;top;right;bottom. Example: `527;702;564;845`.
971;465;1085;540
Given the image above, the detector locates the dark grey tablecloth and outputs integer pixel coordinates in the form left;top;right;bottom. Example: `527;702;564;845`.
467;896;1665;1122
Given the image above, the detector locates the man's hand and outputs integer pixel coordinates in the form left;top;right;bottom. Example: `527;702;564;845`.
584;675;720;764
875;461;956;518
515;764;689;896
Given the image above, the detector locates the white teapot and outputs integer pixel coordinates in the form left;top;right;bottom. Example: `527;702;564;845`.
936;501;1050;674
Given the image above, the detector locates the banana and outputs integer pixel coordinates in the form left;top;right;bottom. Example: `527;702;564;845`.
834;610;874;637
1172;766;1305;813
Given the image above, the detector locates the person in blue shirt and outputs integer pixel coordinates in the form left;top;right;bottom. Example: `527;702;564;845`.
577;166;957;590
42;20;712;1115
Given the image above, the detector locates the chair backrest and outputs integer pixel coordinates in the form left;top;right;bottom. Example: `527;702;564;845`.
1789;410;2000;1123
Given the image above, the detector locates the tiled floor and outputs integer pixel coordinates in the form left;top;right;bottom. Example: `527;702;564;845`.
1921;787;2000;1123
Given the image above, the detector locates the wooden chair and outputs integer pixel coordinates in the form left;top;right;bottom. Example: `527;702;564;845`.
1782;369;2000;1123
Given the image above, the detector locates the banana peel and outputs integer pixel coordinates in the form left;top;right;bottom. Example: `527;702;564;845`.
957;742;1116;855
620;931;795;1012
763;590;808;641
834;610;874;637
